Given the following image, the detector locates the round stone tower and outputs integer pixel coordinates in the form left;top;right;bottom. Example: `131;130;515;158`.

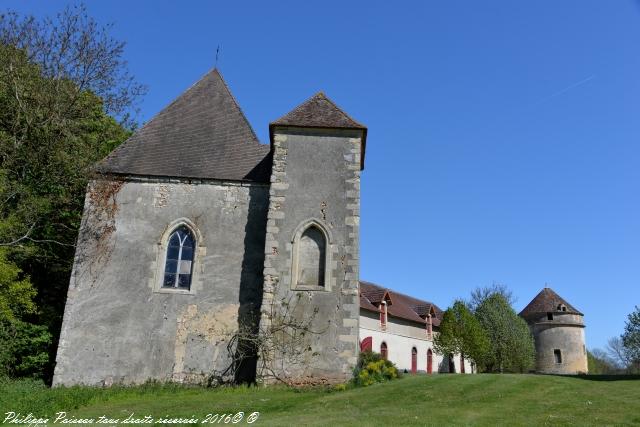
519;288;588;374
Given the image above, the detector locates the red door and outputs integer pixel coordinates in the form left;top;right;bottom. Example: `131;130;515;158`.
360;336;372;352
411;347;417;374
427;349;433;374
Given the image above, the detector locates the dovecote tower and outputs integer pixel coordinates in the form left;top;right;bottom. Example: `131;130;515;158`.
519;288;588;374
260;93;367;384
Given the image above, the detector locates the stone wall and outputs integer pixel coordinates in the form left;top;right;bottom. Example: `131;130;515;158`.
53;178;268;386
529;313;588;374
260;128;362;384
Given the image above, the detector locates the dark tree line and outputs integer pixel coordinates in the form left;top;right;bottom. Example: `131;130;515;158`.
0;4;144;381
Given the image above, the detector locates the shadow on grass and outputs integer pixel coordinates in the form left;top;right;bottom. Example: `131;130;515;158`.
552;374;640;382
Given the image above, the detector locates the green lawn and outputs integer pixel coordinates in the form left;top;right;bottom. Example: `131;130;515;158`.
2;374;639;426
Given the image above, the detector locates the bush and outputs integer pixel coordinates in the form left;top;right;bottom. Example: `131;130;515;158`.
0;319;51;378
352;351;399;387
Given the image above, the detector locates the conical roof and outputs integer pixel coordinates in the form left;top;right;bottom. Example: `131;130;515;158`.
519;287;583;318
97;69;271;182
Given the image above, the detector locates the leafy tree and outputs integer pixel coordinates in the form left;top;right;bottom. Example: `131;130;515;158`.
0;5;141;380
468;283;516;312
434;300;490;369
622;306;640;372
622;306;640;360
475;293;535;373
0;4;146;124
0;249;51;377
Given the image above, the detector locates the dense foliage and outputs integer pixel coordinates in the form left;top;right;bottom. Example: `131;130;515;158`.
475;293;535;373
622;306;640;362
434;300;490;369
0;5;140;381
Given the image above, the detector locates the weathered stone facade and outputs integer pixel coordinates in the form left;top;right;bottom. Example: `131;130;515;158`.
54;178;269;386
53;70;366;386
259;128;362;384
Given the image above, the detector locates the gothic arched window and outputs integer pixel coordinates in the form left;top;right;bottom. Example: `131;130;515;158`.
162;226;195;290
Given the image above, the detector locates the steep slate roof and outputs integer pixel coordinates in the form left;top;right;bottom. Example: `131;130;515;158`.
96;69;271;182
519;288;583;318
359;281;443;326
269;92;368;169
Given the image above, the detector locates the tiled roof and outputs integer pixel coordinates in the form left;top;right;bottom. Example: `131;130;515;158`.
359;281;442;326
519;288;583;318
269;92;368;169
96;69;271;182
270;92;366;130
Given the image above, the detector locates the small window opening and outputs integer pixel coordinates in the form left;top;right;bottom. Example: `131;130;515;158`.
554;349;562;364
557;304;567;312
547;312;553;321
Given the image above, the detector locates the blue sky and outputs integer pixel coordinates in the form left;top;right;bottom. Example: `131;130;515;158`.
7;0;640;350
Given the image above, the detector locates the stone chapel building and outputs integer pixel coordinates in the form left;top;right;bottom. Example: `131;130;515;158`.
52;69;469;386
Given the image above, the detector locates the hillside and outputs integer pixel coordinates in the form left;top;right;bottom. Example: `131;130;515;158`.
2;374;639;426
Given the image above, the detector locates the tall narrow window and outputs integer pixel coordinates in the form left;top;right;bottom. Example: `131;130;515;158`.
380;342;388;360
554;349;562;364
411;347;418;374
163;226;195;290
296;226;326;287
380;301;387;329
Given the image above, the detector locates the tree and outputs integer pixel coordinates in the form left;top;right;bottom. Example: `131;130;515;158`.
468;283;516;312
475;293;535;373
606;336;632;370
0;4;145;124
622;306;640;367
587;349;618;375
0;5;142;380
434;300;490;370
0;249;51;377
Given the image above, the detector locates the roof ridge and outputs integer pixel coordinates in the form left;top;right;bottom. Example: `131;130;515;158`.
214;68;262;145
317;92;367;128
359;280;438;309
98;69;219;168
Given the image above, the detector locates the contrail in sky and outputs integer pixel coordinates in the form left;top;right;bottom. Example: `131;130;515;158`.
534;74;596;106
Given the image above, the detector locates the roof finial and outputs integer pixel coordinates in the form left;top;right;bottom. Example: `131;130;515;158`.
215;45;220;69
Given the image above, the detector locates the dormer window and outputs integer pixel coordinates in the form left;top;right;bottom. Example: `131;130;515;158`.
557;304;567;312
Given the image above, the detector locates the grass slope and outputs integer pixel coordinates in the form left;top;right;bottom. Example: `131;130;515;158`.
2;374;639;426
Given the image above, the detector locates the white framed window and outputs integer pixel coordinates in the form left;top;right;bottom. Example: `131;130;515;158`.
162;226;195;290
153;218;203;295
